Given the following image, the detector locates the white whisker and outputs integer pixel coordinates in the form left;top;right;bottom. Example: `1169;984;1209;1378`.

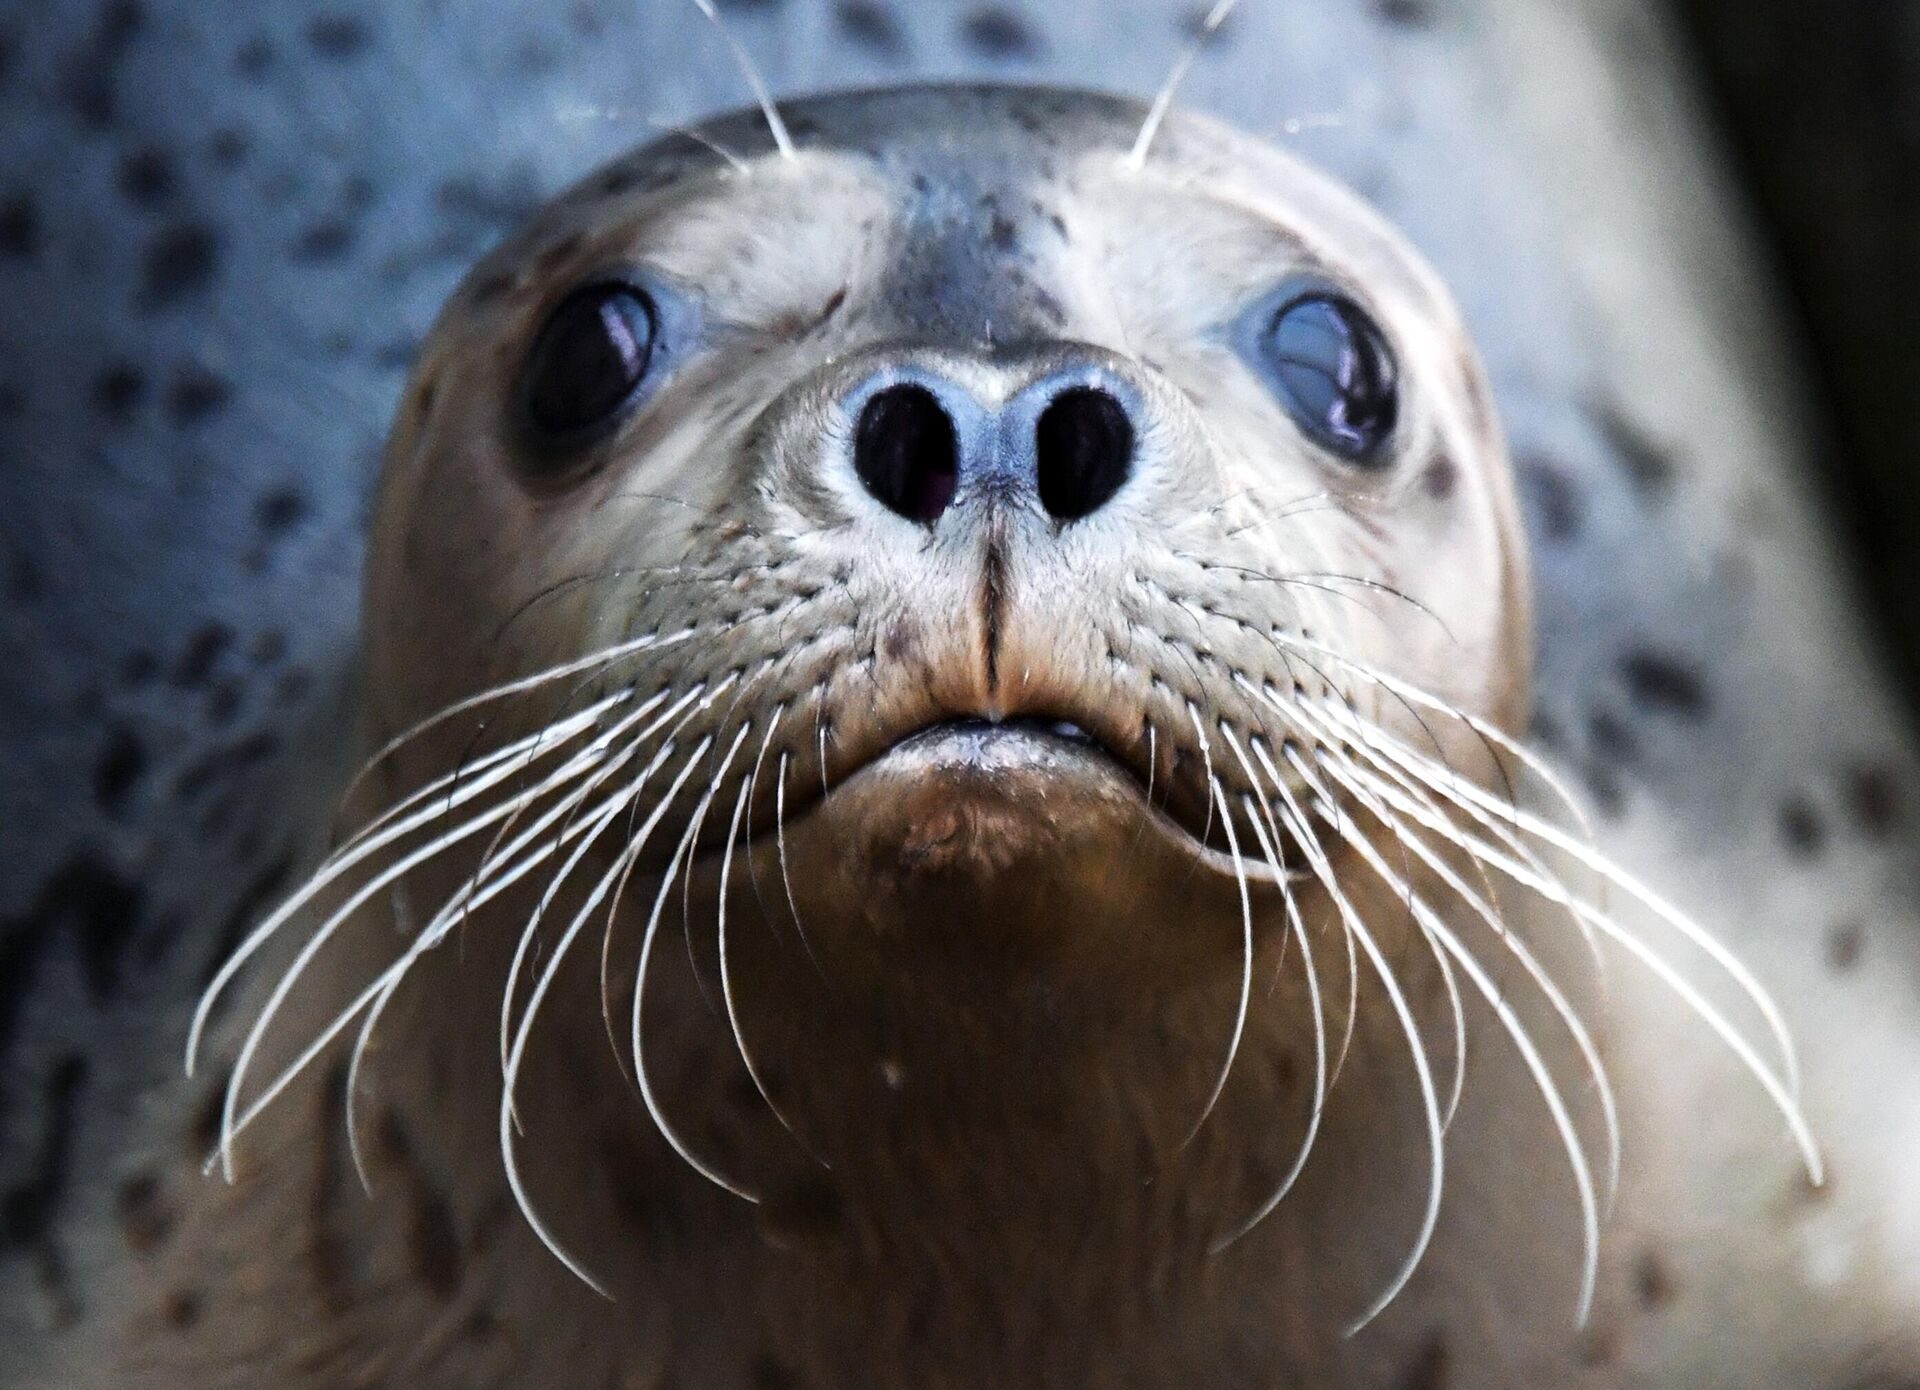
1294;742;1602;1325
688;0;795;159
1127;0;1240;169
1182;706;1254;1147
1211;791;1328;1250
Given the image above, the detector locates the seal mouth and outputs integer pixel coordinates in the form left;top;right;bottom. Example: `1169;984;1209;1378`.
818;712;1284;881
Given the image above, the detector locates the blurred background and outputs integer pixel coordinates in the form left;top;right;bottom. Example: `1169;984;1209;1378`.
0;0;1915;1351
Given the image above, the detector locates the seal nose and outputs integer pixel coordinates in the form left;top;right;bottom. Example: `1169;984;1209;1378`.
1033;385;1133;522
846;363;1138;526
854;383;960;524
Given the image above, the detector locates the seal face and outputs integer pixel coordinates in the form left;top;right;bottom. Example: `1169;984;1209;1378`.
178;83;1815;1388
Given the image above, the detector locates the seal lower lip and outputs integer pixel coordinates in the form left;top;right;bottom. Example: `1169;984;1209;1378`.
893;716;1101;754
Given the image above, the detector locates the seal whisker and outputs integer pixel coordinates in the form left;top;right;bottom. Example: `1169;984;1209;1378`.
187;691;627;1079
1297;742;1603;1328
337;623;708;821
688;0;795;160
492;682;717;1099
1326;735;1822;1184
1289;707;1623;1206
215;697;664;1181
500;730;728;1298
1247;733;1362;1087
1245;735;1446;1334
1315;687;1809;1116
1209;791;1328;1251
1182;704;1253;1148
1127;0;1241;169
211;731;660;1168
632;727;763;1203
719;712;830;1168
1228;717;1467;1129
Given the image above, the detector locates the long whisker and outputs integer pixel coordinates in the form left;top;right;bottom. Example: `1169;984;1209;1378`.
689;0;795;158
1246;733;1361;1086
499;731;724;1298
719;714;829;1167
500;680;729;1094
1316;689;1809;1119
209;741;657;1167
1300;742;1602;1326
1292;712;1622;1207
1240;728;1445;1334
632;730;762;1203
1211;792;1328;1249
1127;0;1240;168
1182;706;1254;1147
1327;742;1822;1184
187;692;627;1076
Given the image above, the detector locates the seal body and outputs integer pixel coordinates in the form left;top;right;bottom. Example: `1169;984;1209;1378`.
41;83;1880;1389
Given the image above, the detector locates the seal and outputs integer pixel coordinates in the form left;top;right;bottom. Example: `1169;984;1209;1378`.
98;83;1816;1388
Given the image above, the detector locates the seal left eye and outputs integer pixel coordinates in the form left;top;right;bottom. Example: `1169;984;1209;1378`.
519;283;658;441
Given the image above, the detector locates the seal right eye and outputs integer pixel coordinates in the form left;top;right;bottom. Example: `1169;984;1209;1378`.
518;283;658;442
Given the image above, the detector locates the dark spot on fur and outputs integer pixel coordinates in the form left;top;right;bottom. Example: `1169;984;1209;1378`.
121;649;158;685
115;1171;176;1253
961;7;1039;58
1517;457;1584;543
1400;1331;1449;1389
305;13;370;58
161;1289;202;1329
1598;404;1677;498
1827;920;1865;973
838;0;904;54
168;366;232;425
234;34;274;78
250;631;288;666
294;219;355;261
1619;648;1708;719
1176;3;1239;40
172;622;233;687
93;363;145;422
0;195;39;258
0;1056;89;1251
0;857;144;1076
1377;0;1436;25
119;144;176;207
140;222;221;309
1587;707;1640;765
1423;455;1458;500
208;126;250;168
1633;1249;1675;1308
61;0;143;128
257;487;309;533
987;210;1018;252
1779;795;1825;858
1843;763;1902;840
95;725;147;815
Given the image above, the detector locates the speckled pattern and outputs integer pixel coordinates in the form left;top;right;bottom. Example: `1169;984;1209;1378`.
3;0;1918;1383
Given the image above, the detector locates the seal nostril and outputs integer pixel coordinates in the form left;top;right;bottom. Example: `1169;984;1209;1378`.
1035;387;1133;522
854;384;959;525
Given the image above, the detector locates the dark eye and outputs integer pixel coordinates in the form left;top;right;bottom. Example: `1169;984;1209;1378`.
518;282;658;443
1261;293;1398;464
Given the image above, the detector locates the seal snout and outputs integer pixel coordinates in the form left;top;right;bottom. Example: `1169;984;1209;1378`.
845;357;1138;526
